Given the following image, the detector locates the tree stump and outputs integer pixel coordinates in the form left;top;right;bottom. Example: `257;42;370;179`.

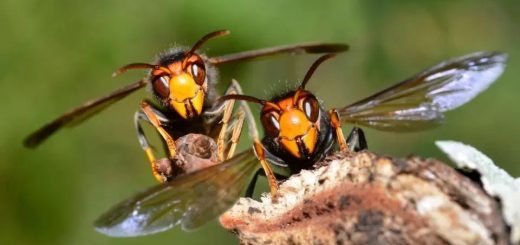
220;151;512;245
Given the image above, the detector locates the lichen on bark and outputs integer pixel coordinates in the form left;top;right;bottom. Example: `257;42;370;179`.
220;150;512;245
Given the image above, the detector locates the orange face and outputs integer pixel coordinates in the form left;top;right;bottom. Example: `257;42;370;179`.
151;54;207;119
261;90;321;159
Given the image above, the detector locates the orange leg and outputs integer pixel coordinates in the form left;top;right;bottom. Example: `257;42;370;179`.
328;109;349;152
252;140;278;196
210;80;253;161
217;92;237;161
227;79;279;195
135;100;177;182
225;109;245;160
140;101;177;158
213;80;279;195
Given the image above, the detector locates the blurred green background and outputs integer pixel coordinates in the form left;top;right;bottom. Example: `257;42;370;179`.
1;0;519;244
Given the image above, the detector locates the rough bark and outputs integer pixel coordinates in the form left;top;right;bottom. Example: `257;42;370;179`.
220;151;511;245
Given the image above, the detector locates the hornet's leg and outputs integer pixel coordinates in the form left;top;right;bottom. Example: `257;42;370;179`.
219;79;279;196
205;80;241;161
242;101;280;194
346;126;368;152
328;109;349;152
252;134;278;196
135;100;177;182
245;169;289;198
206;79;253;161
225;109;245;160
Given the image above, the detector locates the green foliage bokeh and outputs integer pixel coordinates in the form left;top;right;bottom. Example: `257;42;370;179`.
1;0;518;244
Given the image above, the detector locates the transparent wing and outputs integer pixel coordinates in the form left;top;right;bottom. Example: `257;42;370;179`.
338;51;507;131
24;80;147;148
94;149;258;237
208;43;349;65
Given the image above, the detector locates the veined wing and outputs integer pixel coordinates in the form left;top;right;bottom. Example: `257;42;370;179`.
94;149;258;237
338;51;507;131
208;43;349;65
24;80;147;148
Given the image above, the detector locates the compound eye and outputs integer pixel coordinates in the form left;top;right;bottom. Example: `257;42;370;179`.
153;76;170;98
261;111;280;138
299;96;319;122
190;61;206;85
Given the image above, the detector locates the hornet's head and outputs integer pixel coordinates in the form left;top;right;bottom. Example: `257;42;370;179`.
149;53;207;119
219;53;336;160
260;90;321;159
112;30;230;119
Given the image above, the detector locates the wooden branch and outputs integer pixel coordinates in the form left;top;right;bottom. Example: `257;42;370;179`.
220;151;511;245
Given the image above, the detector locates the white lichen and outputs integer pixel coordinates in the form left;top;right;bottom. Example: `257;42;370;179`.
436;140;520;243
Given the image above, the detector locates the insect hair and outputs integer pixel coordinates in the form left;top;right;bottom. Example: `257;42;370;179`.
264;79;300;101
